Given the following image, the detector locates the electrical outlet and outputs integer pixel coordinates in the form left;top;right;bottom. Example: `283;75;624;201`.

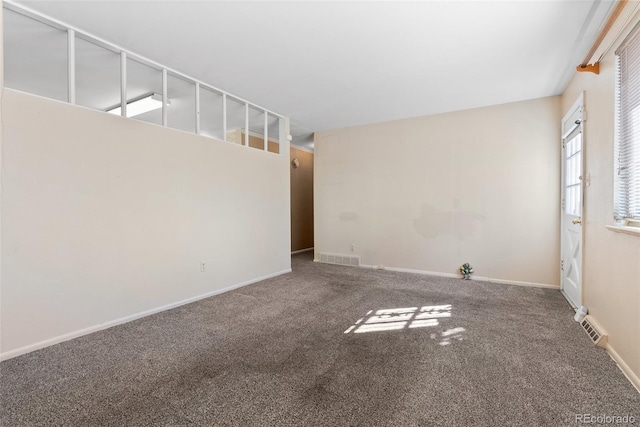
200;262;207;272
351;243;356;252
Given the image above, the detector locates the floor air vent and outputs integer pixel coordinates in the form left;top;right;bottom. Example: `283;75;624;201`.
319;252;360;267
580;316;607;347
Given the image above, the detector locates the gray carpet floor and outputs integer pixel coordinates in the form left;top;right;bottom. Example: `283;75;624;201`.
1;253;639;426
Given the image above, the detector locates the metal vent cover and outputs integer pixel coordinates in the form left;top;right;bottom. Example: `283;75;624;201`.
319;252;360;267
581;317;605;346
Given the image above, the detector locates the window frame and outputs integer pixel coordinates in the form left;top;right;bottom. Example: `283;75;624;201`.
613;22;640;234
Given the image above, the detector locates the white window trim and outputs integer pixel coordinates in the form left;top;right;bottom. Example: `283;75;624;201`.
606;220;640;236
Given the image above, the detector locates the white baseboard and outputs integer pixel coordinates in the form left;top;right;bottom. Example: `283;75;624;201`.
0;269;292;362
359;264;558;289
483;277;559;289
606;343;640;393
291;247;314;255
382;265;459;279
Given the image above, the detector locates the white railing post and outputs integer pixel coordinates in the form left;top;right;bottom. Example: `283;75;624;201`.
67;29;75;104
222;93;227;141
195;82;200;134
244;103;249;146
264;111;268;151
162;69;168;126
120;51;127;117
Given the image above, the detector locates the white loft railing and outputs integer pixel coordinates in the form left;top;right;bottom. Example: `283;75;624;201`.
2;1;291;155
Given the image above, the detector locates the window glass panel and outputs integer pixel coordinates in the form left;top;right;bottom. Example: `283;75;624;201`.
615;31;640;220
76;37;120;111
225;97;245;144
200;87;224;141
167;74;196;133
267;114;280;154
126;58;162;125
564;133;582;216
3;9;68;101
247;106;265;151
577;150;582;185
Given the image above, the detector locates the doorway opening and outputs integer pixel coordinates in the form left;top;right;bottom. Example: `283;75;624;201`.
291;145;314;254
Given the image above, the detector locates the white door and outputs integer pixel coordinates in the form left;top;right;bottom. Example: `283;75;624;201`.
561;95;584;309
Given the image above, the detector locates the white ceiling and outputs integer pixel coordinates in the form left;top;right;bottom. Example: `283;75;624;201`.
12;1;615;150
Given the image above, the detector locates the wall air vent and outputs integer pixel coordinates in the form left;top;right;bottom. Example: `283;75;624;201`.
580;316;607;347
319;252;360;267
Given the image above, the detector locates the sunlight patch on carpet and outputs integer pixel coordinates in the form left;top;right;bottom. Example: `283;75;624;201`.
343;304;464;339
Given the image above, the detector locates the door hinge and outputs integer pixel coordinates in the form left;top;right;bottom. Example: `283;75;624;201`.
561;259;564;271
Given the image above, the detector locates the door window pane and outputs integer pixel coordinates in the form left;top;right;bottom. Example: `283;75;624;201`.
565;133;582;216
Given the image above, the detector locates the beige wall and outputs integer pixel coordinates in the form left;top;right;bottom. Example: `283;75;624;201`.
226;130;314;252
291;147;314;251
315;96;561;286
0;89;291;359
561;13;640;386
